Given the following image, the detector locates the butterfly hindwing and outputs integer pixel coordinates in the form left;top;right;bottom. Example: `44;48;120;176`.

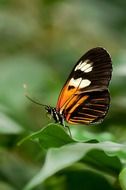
56;47;112;124
64;90;110;124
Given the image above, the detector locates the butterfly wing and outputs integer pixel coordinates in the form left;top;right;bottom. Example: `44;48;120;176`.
56;47;112;124
64;90;110;124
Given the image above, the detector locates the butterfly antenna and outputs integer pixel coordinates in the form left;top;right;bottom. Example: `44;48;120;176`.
25;94;47;107
23;83;47;107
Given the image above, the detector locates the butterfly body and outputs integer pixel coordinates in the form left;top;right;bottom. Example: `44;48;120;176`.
45;106;64;126
45;47;112;128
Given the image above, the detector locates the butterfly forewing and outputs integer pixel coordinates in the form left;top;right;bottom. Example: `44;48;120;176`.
56;47;112;124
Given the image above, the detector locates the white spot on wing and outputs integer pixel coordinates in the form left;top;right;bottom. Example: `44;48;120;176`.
84;66;93;73
81;63;92;72
69;78;82;87
75;59;93;73
74;61;83;71
69;78;91;88
78;61;87;70
80;79;91;88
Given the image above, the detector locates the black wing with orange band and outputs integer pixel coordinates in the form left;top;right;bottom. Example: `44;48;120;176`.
56;47;112;125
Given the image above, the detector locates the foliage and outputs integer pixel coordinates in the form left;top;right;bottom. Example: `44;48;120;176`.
19;124;126;190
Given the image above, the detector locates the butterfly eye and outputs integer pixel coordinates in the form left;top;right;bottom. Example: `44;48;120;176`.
45;106;51;114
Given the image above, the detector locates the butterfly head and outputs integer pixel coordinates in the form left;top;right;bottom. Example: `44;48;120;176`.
45;105;57;120
45;105;53;116
25;95;61;123
25;95;53;116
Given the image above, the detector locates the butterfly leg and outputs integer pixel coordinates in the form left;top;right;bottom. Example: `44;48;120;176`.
61;117;72;137
65;125;72;137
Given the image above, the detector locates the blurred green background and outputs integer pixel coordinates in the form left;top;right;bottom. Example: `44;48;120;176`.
0;0;126;190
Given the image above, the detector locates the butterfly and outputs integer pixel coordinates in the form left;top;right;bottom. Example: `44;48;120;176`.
26;47;112;136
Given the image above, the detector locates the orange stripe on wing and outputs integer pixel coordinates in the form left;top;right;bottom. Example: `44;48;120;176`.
82;107;105;114
65;95;88;122
78;112;97;118
73;116;94;121
89;104;106;107
56;82;77;111
68;118;90;124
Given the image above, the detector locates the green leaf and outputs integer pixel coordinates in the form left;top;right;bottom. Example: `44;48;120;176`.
50;170;115;190
23;141;125;190
38;124;75;149
0;112;24;134
18;124;75;148
0;150;38;190
119;167;126;190
0;181;15;190
83;149;122;175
